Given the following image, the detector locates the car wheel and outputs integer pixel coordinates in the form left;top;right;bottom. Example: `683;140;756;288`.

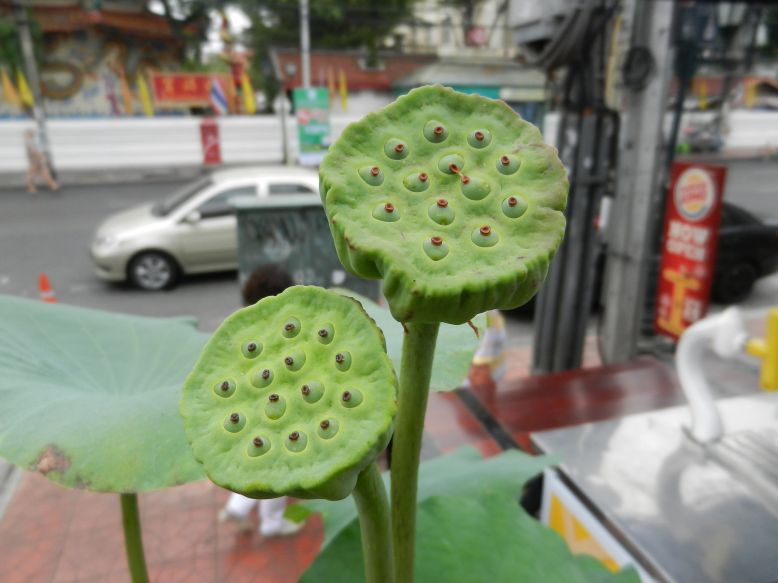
713;262;757;304
128;251;179;291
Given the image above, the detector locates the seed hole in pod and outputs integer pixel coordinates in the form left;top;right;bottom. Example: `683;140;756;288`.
428;199;455;225
496;154;520;175
472;224;500;248
317;324;334;344
247;436;271;457
502;195;528;218
318;418;340;439
437;154;465;175
285;430;308;452
341;389;364;408
252;368;273;388
372;202;400;222
241;341;262;359
223;412;245;433
282;317;301;338
213;379;236;398
265;394;287;420
358;165;384;186
461;175;491;201
423;120;449;143
403;172;430;192
423;236;449;261
301;380;324;403
384;138;409;160
334;351;352;371
284;351;306;371
467;129;492;148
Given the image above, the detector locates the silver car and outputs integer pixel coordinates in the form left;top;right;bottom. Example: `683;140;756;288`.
90;166;320;290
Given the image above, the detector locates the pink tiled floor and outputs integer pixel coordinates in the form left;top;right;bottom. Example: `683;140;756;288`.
0;390;500;583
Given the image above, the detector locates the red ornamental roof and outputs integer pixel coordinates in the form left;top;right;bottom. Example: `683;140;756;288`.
30;6;176;38
273;49;437;92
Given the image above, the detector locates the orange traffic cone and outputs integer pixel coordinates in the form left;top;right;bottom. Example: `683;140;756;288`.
38;273;57;303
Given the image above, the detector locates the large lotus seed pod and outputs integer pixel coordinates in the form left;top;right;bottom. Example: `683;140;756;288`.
319;85;568;325
180;286;397;501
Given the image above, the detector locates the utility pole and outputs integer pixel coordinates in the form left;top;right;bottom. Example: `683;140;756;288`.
299;0;311;89
13;0;55;177
600;0;675;363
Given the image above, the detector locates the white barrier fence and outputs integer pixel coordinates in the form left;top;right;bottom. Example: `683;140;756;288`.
2;110;778;176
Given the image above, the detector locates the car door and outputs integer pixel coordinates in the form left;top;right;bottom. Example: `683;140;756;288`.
176;184;258;272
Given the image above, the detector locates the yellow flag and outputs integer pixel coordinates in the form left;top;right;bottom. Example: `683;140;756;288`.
1;69;21;108
338;69;348;112
136;73;154;117
16;70;33;108
327;68;336;107
745;79;757;109
696;77;707;110
241;72;256;114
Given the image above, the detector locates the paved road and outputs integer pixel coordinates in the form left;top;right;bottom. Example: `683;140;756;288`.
0;160;775;340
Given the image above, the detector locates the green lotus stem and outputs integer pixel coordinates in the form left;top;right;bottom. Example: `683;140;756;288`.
353;462;394;583
120;493;149;583
390;322;440;583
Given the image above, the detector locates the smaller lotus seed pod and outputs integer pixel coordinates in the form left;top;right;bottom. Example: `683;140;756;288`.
497;155;520;175
472;225;500;248
265;394;287;420
180;286;398;500
423;120;448;143
301;381;325;404
428;198;455;226
286;430;308;453
359;165;384;186
334;351;352;371
384;139;409;160
502;196;528;219
318;419;340;439
437;154;464;175
467;129;492;148
282;317;301;338
403;172;430;192
214;379;236;398
241;341;262;359
247;436;271;457
341;389;364;409
460;175;491;201
224;412;246;433
284;351;306;372
423;236;449;261
372;202;400;222
252;368;274;388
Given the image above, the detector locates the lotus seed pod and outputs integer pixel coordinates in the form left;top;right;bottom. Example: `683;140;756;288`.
319;85;568;324
180;286;397;501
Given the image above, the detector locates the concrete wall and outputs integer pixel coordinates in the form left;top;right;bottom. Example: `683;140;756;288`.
2;110;778;178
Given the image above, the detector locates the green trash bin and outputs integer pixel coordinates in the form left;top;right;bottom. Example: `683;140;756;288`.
232;194;380;300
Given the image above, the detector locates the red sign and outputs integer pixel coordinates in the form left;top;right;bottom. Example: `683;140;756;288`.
150;73;231;108
199;119;222;166
655;162;727;340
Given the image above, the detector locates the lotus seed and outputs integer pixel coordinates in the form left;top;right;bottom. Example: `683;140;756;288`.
334;351;352;371
502;195;528;219
252;368;273;388
242;341;262;359
214;379;236;398
300;380;324;403
282;317;301;338
423;120;449;143
317;324;334;344
341;389;364;408
403;172;431;192
372;202;399;222
497;154;520;175
223;412;245;433
423;236;449;261
265;394;287;420
460;175;491;201
317;418;340;439
472;225;500;248
429;199;455;226
467;129;492;148
384;138;409;160
285;430;308;452
438;154;465;175
247;436;271;457
359;165;384;186
284;351;306;371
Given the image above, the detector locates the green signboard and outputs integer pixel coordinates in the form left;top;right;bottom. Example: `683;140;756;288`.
293;87;330;166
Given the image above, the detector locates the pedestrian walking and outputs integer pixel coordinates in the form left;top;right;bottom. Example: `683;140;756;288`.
24;129;58;193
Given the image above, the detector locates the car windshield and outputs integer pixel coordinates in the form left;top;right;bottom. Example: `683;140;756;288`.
151;178;212;217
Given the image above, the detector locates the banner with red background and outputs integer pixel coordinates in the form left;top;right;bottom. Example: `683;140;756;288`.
655;162;727;340
150;72;233;108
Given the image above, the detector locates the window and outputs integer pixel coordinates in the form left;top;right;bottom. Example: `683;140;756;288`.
268;183;316;195
152;178;211;217
198;185;257;219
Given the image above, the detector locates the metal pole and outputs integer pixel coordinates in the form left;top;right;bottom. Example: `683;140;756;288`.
600;0;674;363
300;0;311;89
13;0;55;177
278;92;290;165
